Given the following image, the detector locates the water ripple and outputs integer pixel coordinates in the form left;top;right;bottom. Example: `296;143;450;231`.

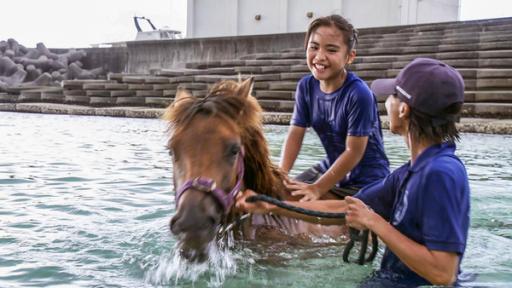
0;114;511;287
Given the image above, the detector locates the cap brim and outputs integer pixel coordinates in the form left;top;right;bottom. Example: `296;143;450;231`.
370;78;396;97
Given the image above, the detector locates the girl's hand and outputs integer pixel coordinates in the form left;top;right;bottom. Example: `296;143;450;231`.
345;196;377;230
285;178;324;202
235;189;274;214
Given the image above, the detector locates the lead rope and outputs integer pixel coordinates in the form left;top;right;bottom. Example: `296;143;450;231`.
245;194;378;265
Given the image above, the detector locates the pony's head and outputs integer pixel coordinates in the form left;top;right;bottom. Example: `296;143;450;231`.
164;78;284;261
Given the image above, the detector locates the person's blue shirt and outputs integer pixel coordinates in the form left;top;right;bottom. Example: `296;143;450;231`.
291;72;390;188
356;142;471;286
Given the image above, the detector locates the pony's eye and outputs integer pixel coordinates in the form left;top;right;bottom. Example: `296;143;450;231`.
168;149;180;162
227;144;241;157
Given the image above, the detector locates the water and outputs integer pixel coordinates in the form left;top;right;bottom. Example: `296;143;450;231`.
0;112;511;287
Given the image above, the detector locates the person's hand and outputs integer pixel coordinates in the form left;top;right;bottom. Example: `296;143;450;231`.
345;196;377;230
235;189;274;214
278;167;290;178
285;178;324;202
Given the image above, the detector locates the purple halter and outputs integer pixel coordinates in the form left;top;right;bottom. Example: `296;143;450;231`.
175;148;245;213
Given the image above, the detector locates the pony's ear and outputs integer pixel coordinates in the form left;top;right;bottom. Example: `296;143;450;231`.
162;88;193;121
175;87;193;103
237;77;254;99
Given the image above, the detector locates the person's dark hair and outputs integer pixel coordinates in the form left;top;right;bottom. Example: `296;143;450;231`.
304;14;358;51
407;102;462;143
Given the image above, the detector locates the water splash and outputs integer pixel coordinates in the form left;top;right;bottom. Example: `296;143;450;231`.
145;233;238;287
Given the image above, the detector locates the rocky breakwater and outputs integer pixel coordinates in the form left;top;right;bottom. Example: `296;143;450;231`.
0;38;106;102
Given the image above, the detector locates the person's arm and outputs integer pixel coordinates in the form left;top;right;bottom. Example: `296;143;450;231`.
289;135;368;201
314;135;368;193
235;189;347;225
279;125;306;174
282;76;310;174
345;196;459;285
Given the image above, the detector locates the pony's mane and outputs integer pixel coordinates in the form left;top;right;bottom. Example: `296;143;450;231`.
162;80;287;200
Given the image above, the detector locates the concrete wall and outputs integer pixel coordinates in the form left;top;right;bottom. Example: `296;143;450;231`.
187;0;343;37
343;0;402;28
401;0;460;25
125;16;511;74
126;33;305;73
416;0;460;24
238;0;284;35
185;0;459;38
189;0;237;37
286;0;341;33
81;47;128;73
50;47;128;73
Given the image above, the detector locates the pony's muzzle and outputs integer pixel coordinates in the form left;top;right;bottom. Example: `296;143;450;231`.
170;188;222;237
170;189;223;262
170;208;218;236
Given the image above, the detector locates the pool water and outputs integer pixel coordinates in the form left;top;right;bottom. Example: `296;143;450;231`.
1;112;511;287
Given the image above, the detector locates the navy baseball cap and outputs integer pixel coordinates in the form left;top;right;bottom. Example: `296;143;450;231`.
371;58;464;124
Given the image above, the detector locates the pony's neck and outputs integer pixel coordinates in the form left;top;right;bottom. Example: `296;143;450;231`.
241;126;287;200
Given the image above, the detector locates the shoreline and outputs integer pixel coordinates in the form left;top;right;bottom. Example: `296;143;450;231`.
1;102;512;135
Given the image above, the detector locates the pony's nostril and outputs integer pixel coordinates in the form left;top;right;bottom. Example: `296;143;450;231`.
208;216;217;227
170;216;180;234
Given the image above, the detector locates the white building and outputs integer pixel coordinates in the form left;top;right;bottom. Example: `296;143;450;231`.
177;0;460;38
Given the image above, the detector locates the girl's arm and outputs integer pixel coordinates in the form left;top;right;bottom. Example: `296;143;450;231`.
315;135;368;192
279;125;306;174
290;135;368;201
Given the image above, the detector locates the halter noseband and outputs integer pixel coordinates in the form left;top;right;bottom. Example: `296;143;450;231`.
175;148;245;213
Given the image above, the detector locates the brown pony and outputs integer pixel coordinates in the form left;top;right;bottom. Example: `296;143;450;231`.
163;78;345;262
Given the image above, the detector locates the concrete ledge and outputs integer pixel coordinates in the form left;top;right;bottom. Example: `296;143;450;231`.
2;103;512;135
0;94;18;103
0;103;16;111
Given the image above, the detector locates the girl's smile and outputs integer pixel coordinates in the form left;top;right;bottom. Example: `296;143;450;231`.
306;25;355;93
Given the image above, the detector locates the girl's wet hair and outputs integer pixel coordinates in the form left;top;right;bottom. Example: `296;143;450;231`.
304;14;358;51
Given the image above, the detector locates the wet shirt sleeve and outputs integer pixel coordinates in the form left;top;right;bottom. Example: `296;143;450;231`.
354;167;403;221
420;159;470;255
290;78;310;128
347;83;376;136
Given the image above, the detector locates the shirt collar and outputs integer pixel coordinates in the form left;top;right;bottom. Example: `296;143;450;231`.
409;142;456;172
315;71;356;97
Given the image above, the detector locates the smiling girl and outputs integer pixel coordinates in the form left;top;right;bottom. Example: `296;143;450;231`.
281;15;389;202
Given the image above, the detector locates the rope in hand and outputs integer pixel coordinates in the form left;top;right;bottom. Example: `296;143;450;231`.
246;194;378;265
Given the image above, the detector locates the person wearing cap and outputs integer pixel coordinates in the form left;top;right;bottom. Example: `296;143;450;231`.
236;58;470;286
